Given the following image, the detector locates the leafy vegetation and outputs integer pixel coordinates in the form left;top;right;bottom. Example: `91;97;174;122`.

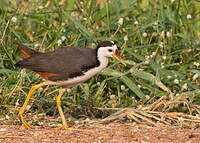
0;0;200;125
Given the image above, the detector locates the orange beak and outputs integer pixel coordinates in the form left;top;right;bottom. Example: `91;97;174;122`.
113;50;126;66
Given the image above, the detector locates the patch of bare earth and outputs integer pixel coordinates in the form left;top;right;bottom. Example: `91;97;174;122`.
0;123;199;143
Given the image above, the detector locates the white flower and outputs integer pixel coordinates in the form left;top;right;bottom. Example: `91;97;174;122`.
187;14;192;19
160;31;165;38
171;0;175;3
162;56;167;60
131;96;135;100
193;62;200;67
57;39;62;46
80;1;83;5
145;95;150;100
152;52;156;56
142;32;147;37
11;17;17;23
110;94;116;100
167;75;172;79
15;99;19;107
61;22;65;26
83;17;87;21
145;55;150;59
174;79;179;84
124;35;128;41
118;18;123;25
26;105;31;110
182;83;187;89
145;60;149;64
121;85;125;91
154;22;158;26
134;20;139;25
61;36;66;41
38;87;43;93
166;31;171;38
97;82;101;86
161;63;164;68
5;115;10;120
193;73;199;80
137;84;141;88
159;42;164;48
34;43;39;47
67;88;71;93
39;6;44;9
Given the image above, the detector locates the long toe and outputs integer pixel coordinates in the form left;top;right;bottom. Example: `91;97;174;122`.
56;125;87;132
56;125;68;130
68;127;88;132
19;114;39;129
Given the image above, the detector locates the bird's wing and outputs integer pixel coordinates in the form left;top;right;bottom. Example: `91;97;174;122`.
15;47;100;81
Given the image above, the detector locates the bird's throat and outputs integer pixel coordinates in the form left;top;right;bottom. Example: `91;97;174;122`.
97;55;109;69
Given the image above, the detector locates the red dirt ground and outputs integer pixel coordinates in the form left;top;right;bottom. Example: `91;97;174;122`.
0;123;200;143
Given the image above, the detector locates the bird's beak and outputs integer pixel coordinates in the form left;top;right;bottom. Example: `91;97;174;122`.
113;50;126;66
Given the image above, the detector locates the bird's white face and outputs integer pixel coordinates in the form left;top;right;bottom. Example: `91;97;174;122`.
98;44;118;58
97;41;126;66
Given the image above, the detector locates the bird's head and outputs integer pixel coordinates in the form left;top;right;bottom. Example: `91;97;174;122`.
97;41;126;65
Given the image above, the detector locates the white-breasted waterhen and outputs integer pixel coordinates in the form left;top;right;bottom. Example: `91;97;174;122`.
15;41;126;130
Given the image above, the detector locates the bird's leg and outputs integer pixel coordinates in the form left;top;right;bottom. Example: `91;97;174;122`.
56;89;69;130
18;82;46;129
56;89;88;132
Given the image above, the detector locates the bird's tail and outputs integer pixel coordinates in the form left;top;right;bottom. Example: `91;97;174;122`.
15;43;39;68
16;43;38;59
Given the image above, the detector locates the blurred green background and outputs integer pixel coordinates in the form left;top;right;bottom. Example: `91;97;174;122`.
0;0;200;125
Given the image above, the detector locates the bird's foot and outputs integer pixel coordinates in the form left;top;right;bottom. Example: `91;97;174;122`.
19;114;39;129
56;125;87;132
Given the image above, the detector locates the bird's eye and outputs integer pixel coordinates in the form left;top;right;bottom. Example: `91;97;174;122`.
108;49;113;52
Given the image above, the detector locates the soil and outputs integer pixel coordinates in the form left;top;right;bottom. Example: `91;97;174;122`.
0;123;200;143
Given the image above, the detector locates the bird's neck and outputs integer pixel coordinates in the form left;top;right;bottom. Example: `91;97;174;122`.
97;55;109;69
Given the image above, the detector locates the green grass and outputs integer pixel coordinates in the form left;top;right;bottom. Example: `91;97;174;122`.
0;0;200;125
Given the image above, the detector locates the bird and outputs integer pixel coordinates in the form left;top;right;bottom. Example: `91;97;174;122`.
15;41;126;130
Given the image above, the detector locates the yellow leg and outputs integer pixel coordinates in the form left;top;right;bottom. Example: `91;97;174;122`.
56;89;68;129
56;89;87;132
18;82;46;129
